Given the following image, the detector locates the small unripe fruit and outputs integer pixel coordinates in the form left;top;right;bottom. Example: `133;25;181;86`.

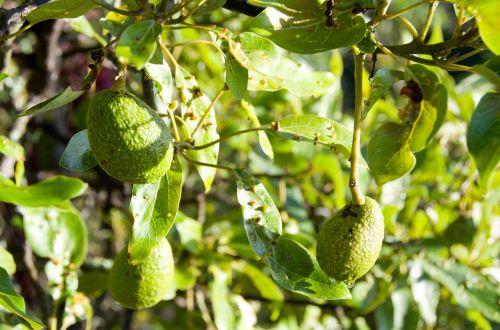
316;197;384;285
109;239;174;310
87;90;173;183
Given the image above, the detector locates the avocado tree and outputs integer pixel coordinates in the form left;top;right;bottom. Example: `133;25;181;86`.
0;0;498;328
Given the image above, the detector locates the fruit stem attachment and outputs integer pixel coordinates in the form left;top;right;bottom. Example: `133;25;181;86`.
112;63;127;91
349;53;366;206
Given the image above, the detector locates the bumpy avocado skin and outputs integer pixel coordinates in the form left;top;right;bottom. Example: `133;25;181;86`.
316;197;384;285
109;239;174;310
87;90;173;183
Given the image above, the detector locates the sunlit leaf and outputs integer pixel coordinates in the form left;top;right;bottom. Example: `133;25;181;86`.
26;0;95;25
0;135;24;161
233;260;284;301
129;158;182;263
0;247;15;275
235;170;282;257
59;130;97;171
266;238;351;300
116;20;161;69
273;115;352;157
19;87;85;117
210;266;236;330
225;56;248;100
0;176;87;207
176;66;219;191
19;202;88;267
0;267;45;329
241;100;274;159
247;1;366;53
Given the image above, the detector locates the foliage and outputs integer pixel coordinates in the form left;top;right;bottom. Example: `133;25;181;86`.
0;0;499;329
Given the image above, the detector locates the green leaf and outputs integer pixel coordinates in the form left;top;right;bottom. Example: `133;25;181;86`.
335;0;374;10
225;56;248;100
246;1;366;54
59;130;97;171
0;135;24;161
233;260;284;301
266;238;351;300
421;258;500;322
194;0;226;15
26;0;95;25
0;247;15;275
19;202;88;267
145;56;174;103
0;267;45;329
173;212;203;254
466;93;500;191
364;69;405;118
231;33;335;97
357;30;377;54
116;20;161;69
210;267;236;330
175;66;219;191
0;72;7;81
273;115;352;157
129;157;182;264
0;176;87;207
235;169;282;257
19;87;85;117
241;100;274;159
367;122;416;184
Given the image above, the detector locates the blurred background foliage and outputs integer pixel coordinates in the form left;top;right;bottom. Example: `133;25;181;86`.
0;0;499;329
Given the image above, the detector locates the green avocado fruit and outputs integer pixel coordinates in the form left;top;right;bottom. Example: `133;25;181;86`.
316;197;384;285
109;238;174;310
87;90;173;183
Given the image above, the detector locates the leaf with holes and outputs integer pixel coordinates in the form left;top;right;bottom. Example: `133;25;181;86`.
129;157;183;263
266;238;351;300
235;169;282;257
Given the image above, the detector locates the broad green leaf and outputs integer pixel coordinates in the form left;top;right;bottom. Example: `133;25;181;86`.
0;247;15;275
391;287;420;330
231;33;335;97
421;258;500;322
225;56;248;100
19;87;85;117
99;18;124;36
235;170;282;257
241;100;274;159
210;267;235;330
0;72;7;81
233;260;284;301
173;212;202;254
174;266;197;291
26;0;95;25
466;93;500;190
364;69;405;118
176;66;219;191
266;238;351;300
0;176;87;207
19;202;88;267
145;56;174;103
357;30;377;54
0;268;45;329
129;158;182;263
367;122;416;184
59;130;97;171
273;115;352;157
0;135;24;161
247;1;366;53
116;20;161;69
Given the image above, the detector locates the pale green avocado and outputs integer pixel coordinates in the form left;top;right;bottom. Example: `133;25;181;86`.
87;90;173;183
316;197;384;285
109;239;174;310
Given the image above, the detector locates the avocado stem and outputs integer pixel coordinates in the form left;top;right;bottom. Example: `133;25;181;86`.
349;53;366;206
112;63;127;91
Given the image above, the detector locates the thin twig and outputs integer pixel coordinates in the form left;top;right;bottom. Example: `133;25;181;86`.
192;127;269;150
180;153;236;172
418;1;439;42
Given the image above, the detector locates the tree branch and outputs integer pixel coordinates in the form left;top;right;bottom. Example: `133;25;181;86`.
222;0;264;17
0;0;51;38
